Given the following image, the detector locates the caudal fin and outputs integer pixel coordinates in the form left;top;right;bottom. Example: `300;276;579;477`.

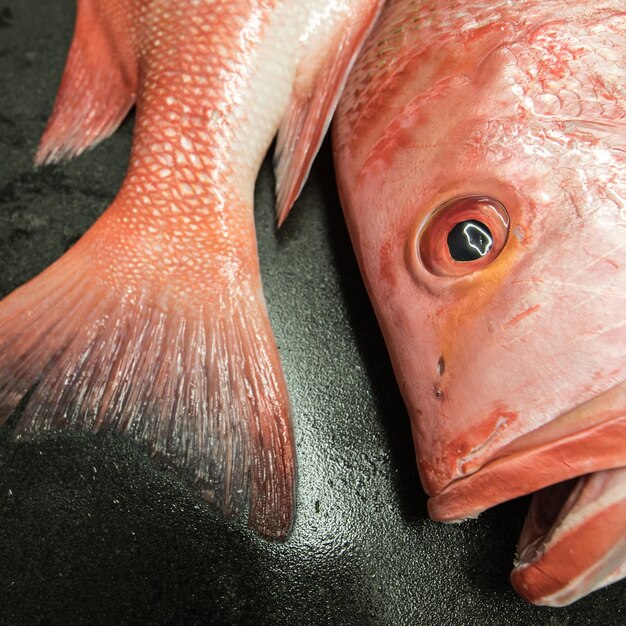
0;244;295;539
35;0;138;165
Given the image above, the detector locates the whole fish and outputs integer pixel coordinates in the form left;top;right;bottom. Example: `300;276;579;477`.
334;0;626;605
0;0;384;539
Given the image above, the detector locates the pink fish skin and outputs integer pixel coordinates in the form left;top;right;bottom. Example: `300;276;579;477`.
334;0;625;605
0;0;384;539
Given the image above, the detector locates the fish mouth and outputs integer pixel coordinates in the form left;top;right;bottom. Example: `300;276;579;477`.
510;468;626;606
427;380;626;605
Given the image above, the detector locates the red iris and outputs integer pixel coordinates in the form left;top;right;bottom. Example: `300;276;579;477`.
418;196;509;277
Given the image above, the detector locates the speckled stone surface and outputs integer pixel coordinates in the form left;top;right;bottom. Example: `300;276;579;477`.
0;1;624;624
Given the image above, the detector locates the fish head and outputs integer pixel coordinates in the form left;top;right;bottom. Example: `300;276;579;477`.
334;14;626;512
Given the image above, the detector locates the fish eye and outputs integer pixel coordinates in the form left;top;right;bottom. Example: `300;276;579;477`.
418;196;509;277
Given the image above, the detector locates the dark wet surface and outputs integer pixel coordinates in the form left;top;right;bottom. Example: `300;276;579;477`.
0;1;624;624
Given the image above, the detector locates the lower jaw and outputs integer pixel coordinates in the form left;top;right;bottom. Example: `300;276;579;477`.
510;467;626;606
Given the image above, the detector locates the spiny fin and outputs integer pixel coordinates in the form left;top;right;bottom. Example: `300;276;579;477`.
273;0;385;226
35;0;138;165
0;246;295;539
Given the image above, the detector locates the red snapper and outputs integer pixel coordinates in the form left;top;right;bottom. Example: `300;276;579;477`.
333;0;626;606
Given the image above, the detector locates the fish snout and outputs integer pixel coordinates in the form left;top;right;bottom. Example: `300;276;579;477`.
425;381;626;522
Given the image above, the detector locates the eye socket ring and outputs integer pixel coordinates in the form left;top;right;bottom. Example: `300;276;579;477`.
416;195;510;277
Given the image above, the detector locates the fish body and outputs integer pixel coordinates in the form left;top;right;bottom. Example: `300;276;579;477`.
0;0;384;539
334;0;626;605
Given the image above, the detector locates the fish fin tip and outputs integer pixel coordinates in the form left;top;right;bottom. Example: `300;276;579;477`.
35;0;137;165
0;249;295;539
273;0;385;223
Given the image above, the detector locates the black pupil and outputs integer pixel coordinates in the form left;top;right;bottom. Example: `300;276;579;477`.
447;220;493;262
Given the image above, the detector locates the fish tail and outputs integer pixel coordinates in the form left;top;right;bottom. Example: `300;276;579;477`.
0;239;296;539
35;0;138;166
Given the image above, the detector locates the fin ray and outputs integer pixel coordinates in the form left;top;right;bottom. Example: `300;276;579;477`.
274;0;385;225
0;249;295;538
35;0;138;165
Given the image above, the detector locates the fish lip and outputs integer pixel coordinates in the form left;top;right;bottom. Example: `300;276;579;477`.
509;467;626;606
426;379;626;522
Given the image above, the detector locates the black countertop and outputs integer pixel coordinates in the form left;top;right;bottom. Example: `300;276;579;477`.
0;1;624;623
